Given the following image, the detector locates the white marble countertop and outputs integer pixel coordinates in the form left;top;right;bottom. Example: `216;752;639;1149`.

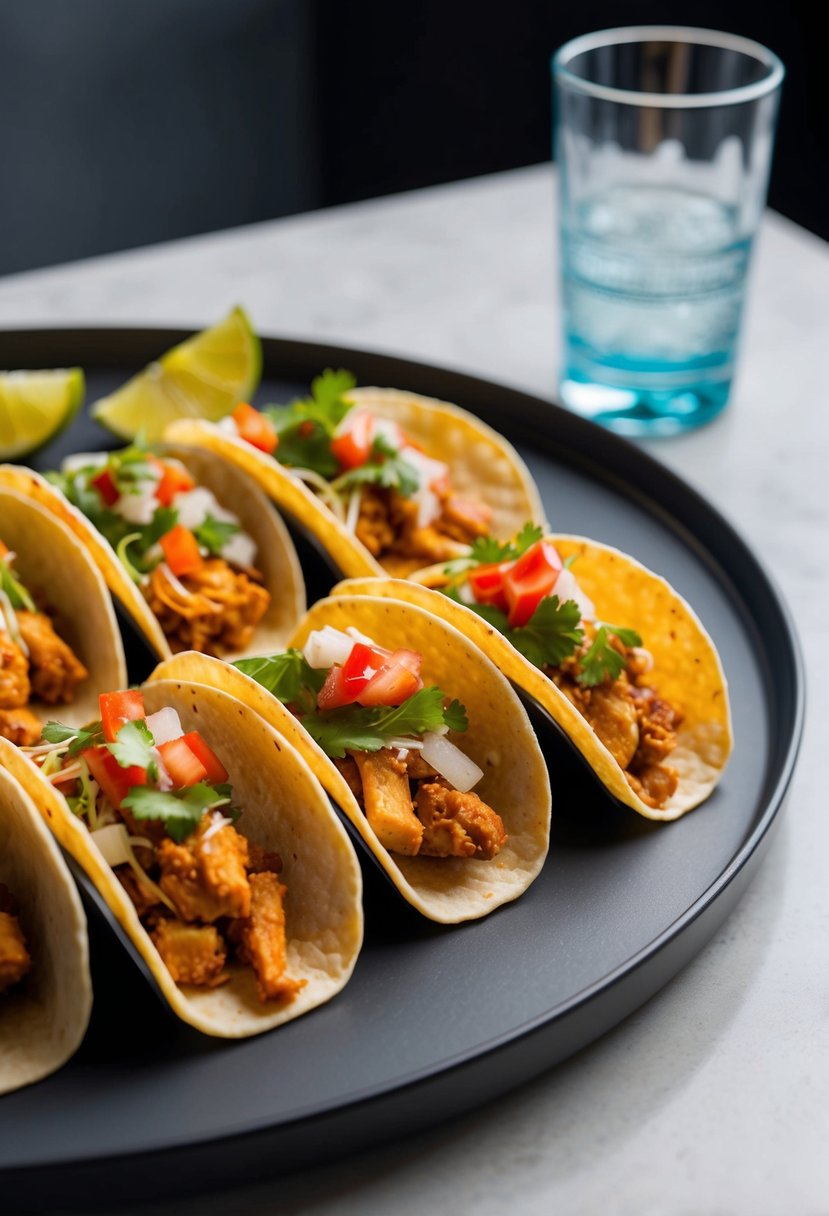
1;165;825;1215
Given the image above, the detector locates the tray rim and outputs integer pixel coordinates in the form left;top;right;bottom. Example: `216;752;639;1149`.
0;325;805;1197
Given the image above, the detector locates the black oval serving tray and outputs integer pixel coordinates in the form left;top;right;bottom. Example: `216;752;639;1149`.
0;329;804;1213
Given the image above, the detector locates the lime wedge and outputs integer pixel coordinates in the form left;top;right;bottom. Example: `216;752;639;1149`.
92;306;262;441
0;367;85;459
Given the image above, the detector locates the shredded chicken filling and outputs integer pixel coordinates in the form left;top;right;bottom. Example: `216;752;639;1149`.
0;611;88;747
0;884;32;995
355;486;493;578
549;634;684;809
144;558;270;655
336;749;507;859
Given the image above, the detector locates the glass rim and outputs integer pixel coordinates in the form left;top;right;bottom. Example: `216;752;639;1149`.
552;25;785;108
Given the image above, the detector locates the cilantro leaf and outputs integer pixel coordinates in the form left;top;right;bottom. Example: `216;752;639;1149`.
193;514;240;556
510;596;584;669
0;560;35;611
121;782;230;843
331;435;420;498
302;686;467;759
234;649;326;714
109;719;158;779
262;369;357;478
577;623;642;688
442;523;545;579
42;719;105;756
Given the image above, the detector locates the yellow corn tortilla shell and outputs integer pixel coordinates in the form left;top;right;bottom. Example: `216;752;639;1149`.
333;536;732;821
0;743;92;1095
0;488;127;731
164;386;547;578
0;451;305;661
150;599;552;923
9;680;363;1038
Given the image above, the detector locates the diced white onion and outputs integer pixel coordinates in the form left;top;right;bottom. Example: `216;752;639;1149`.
216;415;239;436
145;707;183;745
345;625;379;647
399;446;449;526
420;732;483;792
552;567;595;622
372;417;405;449
221;531;257;568
91;823;133;867
456;581;477;606
303;626;355;669
115;489;158;526
201;813;232;844
61;451;108;474
145;542;163;566
175;487;238;530
0;590;26;656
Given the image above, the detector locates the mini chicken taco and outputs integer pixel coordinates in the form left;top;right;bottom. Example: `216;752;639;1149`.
0;442;305;661
149;597;552;923
12;679;363;1038
0;742;92;1095
163;369;546;579
332;527;732;821
0;488;126;746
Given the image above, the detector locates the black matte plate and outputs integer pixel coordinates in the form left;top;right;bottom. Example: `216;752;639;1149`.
0;329;803;1213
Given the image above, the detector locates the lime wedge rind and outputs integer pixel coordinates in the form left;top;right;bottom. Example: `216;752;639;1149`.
0;367;85;459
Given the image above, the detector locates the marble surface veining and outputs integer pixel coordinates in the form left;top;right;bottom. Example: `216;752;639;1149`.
1;165;826;1215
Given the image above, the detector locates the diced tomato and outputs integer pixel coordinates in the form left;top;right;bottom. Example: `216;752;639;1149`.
341;642;389;700
468;560;512;612
158;737;208;788
331;409;375;470
357;650;423;707
160;524;203;576
503;540;563;628
100;689;146;743
180;731;228;784
82;745;147;809
90;467;119;507
317;665;351;711
154;461;196;507
232;402;278;455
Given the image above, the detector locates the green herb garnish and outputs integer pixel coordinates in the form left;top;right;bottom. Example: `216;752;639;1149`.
41;720;105;756
192;515;240;556
578;624;642;687
301;687;468;759
109;719;158;780
121;782;231;843
262;368;357;478
331;434;420;498
234;650;326;714
0;559;36;612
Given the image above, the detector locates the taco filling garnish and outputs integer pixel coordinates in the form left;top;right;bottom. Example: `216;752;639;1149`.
424;525;684;810
0;540;89;746
237;627;508;860
47;445;271;656
0;884;32;996
28;690;304;1003
213;371;497;576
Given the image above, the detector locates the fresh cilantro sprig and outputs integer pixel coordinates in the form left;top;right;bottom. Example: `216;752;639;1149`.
0;559;35;611
262;369;357;478
234;650;326;714
302;687;469;759
193;514;240;555
331;434;420;498
442;589;585;670
42;719;105;756
121;782;231;843
109;720;158;779
442;523;544;578
577;624;642;687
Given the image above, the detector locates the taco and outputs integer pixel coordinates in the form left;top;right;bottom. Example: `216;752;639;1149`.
12;679;363;1038
0;442;305;661
149;596;552;923
331;528;732;821
0;488;126;746
0;742;92;1095
162;369;546;579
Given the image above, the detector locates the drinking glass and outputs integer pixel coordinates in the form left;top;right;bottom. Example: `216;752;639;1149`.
552;27;784;436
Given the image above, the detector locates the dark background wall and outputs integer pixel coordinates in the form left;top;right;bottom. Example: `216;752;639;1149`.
0;1;824;278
